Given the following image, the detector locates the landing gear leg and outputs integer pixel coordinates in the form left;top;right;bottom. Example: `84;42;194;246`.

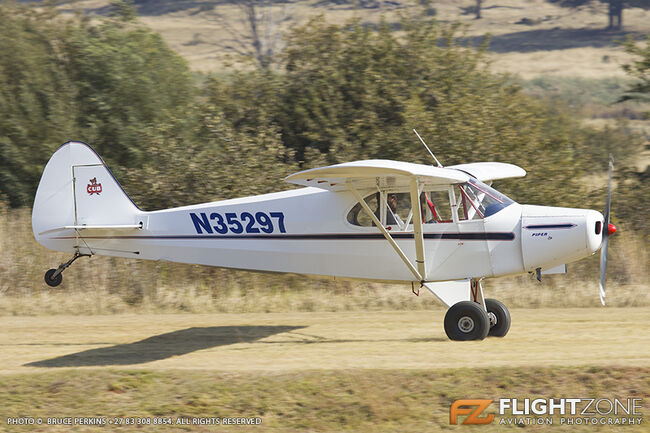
44;251;91;287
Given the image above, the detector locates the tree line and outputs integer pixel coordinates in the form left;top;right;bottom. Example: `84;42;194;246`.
0;2;647;237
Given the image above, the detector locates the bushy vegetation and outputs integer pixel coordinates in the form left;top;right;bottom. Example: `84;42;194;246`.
0;4;195;207
621;35;650;107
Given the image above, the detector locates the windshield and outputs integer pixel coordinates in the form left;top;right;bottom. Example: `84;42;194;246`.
458;178;514;219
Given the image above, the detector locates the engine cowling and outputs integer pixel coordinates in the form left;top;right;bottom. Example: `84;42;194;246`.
520;205;604;271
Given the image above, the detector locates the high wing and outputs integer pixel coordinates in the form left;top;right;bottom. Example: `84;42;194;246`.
447;162;526;182
284;159;469;191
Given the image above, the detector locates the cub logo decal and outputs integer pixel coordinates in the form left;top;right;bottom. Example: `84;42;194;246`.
87;177;102;195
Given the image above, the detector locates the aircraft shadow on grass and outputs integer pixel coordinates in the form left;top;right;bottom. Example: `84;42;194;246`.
270;332;448;345
26;326;449;368
25;325;305;368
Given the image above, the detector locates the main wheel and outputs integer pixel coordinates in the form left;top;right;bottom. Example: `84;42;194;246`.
485;298;510;337
44;269;63;287
444;301;490;341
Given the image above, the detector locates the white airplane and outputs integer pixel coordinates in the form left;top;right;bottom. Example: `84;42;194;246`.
32;141;616;341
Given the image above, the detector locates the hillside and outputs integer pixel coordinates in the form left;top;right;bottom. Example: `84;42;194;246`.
55;0;650;78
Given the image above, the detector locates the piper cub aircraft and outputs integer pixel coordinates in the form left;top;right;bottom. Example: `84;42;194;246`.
32;141;615;341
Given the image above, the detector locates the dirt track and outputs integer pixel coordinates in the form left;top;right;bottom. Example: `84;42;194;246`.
1;308;648;374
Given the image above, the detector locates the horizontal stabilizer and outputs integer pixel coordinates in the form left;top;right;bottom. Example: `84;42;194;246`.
38;223;143;236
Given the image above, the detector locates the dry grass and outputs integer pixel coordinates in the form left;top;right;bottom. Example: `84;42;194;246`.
492;48;634;79
0;367;648;432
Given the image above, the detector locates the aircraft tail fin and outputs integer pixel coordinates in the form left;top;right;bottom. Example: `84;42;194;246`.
32;141;142;252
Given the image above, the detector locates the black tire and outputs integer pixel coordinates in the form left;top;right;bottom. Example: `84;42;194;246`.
44;269;63;287
444;301;490;341
485;298;510;337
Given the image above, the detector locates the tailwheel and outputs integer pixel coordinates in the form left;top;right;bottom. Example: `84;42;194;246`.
43;251;90;288
485;298;511;337
44;269;63;287
444;301;489;341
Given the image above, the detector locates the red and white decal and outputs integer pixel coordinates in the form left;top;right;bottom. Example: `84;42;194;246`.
87;177;102;195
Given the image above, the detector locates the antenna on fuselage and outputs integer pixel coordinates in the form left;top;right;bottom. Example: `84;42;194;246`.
413;129;443;168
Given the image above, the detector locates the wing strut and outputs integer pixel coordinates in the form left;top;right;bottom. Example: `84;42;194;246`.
346;180;424;282
409;178;427;280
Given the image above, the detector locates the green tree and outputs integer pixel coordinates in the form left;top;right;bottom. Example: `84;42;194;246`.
123;107;297;210
614;34;650;239
60;14;195;168
0;5;77;206
246;16;596;207
0;3;196;206
620;35;650;106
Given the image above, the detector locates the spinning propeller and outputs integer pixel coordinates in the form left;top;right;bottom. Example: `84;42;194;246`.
599;156;616;306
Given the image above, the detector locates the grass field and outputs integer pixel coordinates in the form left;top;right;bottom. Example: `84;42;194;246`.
0;309;648;432
3;309;649;372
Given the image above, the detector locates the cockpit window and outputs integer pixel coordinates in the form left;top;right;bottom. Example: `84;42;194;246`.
347;192;411;227
347;193;378;226
348;180;514;227
420;189;453;223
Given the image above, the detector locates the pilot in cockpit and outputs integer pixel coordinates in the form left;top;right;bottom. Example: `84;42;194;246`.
386;193;403;226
